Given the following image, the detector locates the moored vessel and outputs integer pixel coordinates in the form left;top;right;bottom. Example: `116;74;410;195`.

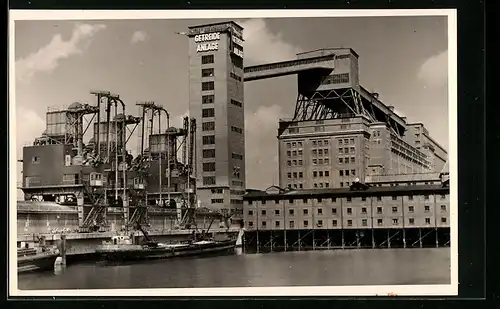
17;243;60;274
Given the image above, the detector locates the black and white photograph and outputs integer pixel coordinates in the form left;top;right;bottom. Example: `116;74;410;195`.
9;9;458;296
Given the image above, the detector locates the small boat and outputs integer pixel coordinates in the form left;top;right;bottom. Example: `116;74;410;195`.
17;244;60;274
95;221;237;262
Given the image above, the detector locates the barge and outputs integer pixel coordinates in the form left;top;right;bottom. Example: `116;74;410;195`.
18;246;59;274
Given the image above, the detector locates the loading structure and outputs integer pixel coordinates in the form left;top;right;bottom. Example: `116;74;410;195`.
243;48;447;189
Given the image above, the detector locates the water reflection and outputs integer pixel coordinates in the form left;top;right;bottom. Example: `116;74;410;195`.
19;248;451;290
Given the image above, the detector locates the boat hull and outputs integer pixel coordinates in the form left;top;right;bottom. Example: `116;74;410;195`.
96;240;237;262
18;253;59;274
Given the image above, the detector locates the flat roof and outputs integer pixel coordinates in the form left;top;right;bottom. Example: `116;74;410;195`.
188;21;243;30
243;184;448;200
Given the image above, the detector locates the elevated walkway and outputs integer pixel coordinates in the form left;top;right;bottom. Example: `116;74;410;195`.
244;54;335;81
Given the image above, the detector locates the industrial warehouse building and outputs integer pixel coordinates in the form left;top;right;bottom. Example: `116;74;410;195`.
242;176;450;251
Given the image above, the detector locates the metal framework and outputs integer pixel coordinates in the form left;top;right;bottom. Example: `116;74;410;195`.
291;87;405;138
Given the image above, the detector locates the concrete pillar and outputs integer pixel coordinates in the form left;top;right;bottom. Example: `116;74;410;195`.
123;198;129;228
76;191;84;227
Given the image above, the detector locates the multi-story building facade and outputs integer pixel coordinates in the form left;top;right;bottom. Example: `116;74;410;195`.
187;22;246;217
267;48;447;190
244;183;450;232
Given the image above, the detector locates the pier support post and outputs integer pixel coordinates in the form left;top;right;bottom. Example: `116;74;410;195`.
387;229;391;249
312;230;315;251
76;190;85;227
419;228;423;248
435;228;439;248
256;230;260;253
327;230;330;250
60;234;67;266
270;231;273;252
284;229;287;252
403;228;407;248
356;231;360;249
341;230;345;249
298;230;301;251
372;229;375;249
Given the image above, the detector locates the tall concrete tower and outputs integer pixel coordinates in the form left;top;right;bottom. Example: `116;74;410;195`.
187;21;245;219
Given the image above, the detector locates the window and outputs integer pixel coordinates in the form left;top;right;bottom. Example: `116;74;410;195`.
231;99;243;107
351;169;356;176
361;197;366;201
248;210;253;216
362;219;367;226
339;158;343;164
317;220;323;227
287;151;291;157
424;205;430;212
392;218;398;225
424;195;430;200
202;95;215;104
408;206;414;212
317;198;322;203
231;126;243;134
303;220;309;227
332;208;337;214
303;209;309;215
325;171;330;177
361;207;367;214
287;173;292;179
350;147;355;154
289;221;295;228
203;176;216;185
339;170;344;176
298;160;303;166
325;183;330;188
202;121;215;131
325;158;329;164
202;81;215;91
203;162;215;172
351;157;355;163
298;150;303;156
231;153;243;160
392;207;398;213
201;55;214;64
261;200;267;205
230;72;242;81
202;108;215;118
377;207;382;214
440;194;446;200
347;208;352;214
262;221;267;227
211;199;223;203
347;220;352;226
261;210;266;216
319;171;323;177
248;221;253;227
202;135;215;145
275;209;280;216
275;221;280;228
377;219;383;226
441;217;447;223
202;68;214;77
339;148;343;154
408;195;414;200
392;196;397;201
332;219;338;226
299;172;303;178
345;170;350;176
340;182;344;187
317;208;323;215
313;171;317;178
346;197;352;202
338;139;343;146
289;199;294;204
302;198;308;203
289;209;295;215
377;196;382;201
425;218;431;224
409;218;415;225
275;199;279;204
441;205;446;211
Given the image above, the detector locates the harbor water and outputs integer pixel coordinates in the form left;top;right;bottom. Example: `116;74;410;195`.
18;248;450;290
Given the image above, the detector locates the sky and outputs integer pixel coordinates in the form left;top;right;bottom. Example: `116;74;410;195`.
14;15;449;197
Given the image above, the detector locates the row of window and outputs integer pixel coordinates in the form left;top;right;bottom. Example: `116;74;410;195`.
202;135;215;145
339;147;356;154
286;158;333;166
340;169;356;177
313;171;330;178
203;162;216;172
286;150;303;157
248;217;447;229
248;194;446;205
232;153;243;160
285;140;332;149
339;156;356;164
248;204;447;216
202;95;243;109
312;149;329;156
287;183;331;189
338;138;356;146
